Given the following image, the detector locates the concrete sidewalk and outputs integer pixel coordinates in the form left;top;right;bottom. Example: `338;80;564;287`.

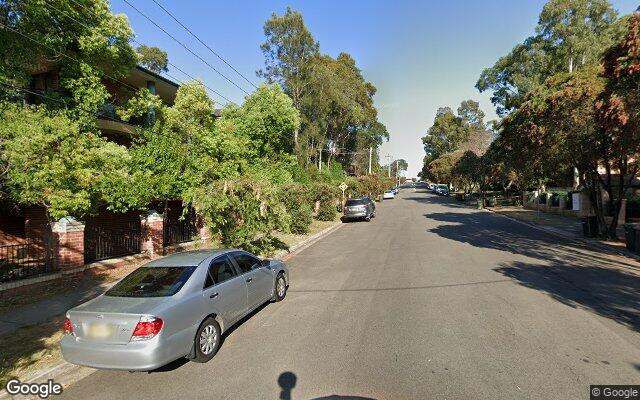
488;206;640;267
0;279;116;335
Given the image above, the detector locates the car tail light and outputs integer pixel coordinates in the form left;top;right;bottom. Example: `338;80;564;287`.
132;316;163;341
63;318;74;335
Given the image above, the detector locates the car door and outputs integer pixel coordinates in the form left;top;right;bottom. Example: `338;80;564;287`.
231;252;273;310
202;255;248;324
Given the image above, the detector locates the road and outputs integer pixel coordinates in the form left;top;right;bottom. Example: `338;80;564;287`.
60;187;640;400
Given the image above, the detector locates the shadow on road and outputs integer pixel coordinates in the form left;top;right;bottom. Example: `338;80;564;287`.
277;371;377;400
423;208;640;332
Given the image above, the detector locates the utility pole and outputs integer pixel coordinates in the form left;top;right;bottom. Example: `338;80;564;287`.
368;146;372;175
386;154;391;178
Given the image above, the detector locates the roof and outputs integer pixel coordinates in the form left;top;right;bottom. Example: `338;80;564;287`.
144;249;229;267
134;65;180;88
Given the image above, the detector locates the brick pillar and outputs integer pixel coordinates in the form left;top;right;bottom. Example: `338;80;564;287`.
140;210;164;256
52;217;85;270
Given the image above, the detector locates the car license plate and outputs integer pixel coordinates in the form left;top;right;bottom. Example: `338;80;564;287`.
88;323;113;339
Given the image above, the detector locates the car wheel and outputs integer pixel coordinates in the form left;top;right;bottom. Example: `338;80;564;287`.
364;213;371;222
273;273;287;302
192;317;221;363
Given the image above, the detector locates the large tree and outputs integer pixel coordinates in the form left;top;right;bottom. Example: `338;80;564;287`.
477;0;620;116
258;7;319;148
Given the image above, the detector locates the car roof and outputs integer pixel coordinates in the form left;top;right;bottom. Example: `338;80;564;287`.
143;249;238;267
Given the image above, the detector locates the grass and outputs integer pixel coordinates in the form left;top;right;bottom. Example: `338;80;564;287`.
0;315;65;388
273;217;341;251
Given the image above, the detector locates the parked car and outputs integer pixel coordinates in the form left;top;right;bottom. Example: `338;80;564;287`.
343;197;376;222
435;184;449;196
383;190;395;199
392;187;399;195
60;249;289;371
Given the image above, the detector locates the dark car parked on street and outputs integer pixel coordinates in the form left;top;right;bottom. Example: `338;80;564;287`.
342;197;376;222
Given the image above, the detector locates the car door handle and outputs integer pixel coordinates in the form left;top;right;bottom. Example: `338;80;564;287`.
246;278;253;283
209;292;219;299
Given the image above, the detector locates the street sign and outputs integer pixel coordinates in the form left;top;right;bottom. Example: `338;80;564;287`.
339;182;348;192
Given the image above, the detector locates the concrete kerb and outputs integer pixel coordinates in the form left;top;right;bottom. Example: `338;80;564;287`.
0;220;344;398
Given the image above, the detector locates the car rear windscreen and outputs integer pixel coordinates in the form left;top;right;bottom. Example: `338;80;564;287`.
346;199;367;206
105;266;197;297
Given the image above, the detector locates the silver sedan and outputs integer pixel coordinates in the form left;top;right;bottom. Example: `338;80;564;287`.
60;249;289;370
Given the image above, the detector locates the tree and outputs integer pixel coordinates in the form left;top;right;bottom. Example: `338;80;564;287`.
0;103;131;221
391;159;408;177
457;100;485;129
258;8;385;172
258;7;319;148
422;100;486;164
595;11;640;236
0;0;138;121
235;84;300;158
477;0;620;116
136;45;169;73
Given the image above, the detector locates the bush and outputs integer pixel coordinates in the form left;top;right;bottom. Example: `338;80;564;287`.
311;182;339;221
288;204;313;234
280;183;313;234
188;178;288;254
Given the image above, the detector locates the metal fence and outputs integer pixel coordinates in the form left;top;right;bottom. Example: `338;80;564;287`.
163;211;198;246
0;239;52;282
84;222;142;263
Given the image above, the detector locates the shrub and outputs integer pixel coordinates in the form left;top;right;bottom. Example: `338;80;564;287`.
280;183;313;234
288;204;313;234
188;178;288;254
311;182;339;221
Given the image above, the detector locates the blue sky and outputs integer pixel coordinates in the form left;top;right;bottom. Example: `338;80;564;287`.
110;0;639;176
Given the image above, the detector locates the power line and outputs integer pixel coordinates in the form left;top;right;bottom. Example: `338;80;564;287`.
150;0;258;90
46;0;231;105
120;0;250;96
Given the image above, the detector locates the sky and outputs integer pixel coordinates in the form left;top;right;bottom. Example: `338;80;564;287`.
110;0;639;177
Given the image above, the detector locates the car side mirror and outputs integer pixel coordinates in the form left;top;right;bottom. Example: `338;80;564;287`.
260;259;271;268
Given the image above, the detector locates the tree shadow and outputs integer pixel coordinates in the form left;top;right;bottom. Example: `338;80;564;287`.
425;209;640;331
277;371;377;400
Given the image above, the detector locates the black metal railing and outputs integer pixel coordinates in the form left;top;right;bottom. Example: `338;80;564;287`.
163;215;197;246
0;240;52;282
84;222;142;263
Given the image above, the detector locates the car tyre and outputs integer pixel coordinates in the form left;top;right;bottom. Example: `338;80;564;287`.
192;317;221;363
364;213;371;222
273;273;287;302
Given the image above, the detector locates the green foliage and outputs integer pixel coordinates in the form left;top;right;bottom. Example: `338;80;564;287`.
136;45;169;73
0;103;131;220
311;182;339;221
259;8;387;172
189;178;288;254
235;84;300;158
476;0;620;115
280;183;313;234
116;88;164;123
0;0;137;116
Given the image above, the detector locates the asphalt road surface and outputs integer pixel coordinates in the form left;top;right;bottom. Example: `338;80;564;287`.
60;187;640;400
